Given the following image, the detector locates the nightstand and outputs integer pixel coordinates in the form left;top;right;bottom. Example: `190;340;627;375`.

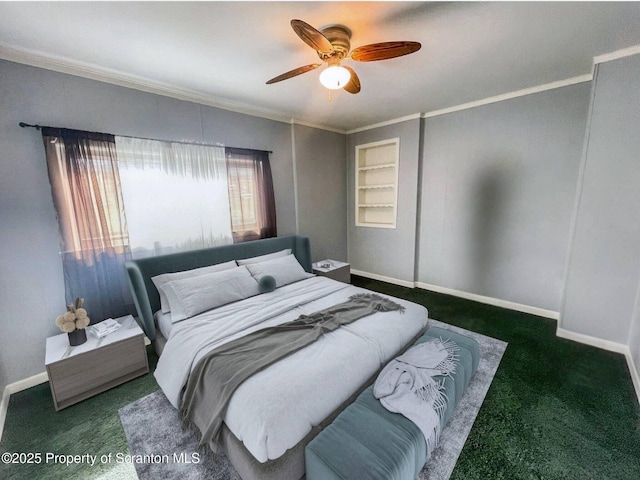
313;259;351;284
45;315;149;410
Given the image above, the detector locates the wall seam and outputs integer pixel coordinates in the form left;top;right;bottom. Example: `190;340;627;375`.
413;117;426;282
625;259;640;350
557;64;599;329
290;123;299;234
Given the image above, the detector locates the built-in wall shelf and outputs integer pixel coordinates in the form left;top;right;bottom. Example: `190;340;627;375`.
355;138;399;228
358;184;396;190
358;163;396;171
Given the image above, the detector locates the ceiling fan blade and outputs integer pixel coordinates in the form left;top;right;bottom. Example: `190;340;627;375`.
291;19;334;53
350;41;421;62
342;66;361;94
266;64;321;84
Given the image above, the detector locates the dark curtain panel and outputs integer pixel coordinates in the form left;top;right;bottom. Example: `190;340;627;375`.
42;128;135;322
225;147;277;243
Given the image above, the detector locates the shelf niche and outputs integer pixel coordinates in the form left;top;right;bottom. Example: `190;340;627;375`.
355;138;399;228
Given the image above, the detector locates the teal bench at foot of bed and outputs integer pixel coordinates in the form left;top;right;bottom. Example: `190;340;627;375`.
305;327;480;480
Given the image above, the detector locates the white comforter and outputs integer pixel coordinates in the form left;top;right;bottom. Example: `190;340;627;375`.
154;276;429;463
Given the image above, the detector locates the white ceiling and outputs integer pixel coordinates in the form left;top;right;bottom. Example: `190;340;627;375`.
1;2;640;132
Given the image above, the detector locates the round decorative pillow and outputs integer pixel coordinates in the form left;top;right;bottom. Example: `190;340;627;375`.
258;275;277;293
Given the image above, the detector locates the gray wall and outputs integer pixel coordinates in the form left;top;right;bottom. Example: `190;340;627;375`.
347;119;421;284
560;55;640;348
418;83;591;311
4;51;640;395
0;59;345;392
345;59;639;388
631;290;640;374
293;124;347;263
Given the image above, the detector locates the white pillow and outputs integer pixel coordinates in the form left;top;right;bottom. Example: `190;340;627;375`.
160;265;260;321
152;260;237;313
245;254;313;288
236;249;291;265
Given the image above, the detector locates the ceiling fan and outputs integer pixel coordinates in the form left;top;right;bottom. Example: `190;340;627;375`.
266;19;421;94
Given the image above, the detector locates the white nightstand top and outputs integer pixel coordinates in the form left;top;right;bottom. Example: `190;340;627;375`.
45;315;142;365
313;259;350;273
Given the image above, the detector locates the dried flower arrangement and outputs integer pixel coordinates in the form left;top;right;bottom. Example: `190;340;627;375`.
55;297;90;333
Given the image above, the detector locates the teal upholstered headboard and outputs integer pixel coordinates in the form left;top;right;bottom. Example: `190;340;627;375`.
124;235;312;339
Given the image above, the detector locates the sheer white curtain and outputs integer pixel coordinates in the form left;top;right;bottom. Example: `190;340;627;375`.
115;137;233;258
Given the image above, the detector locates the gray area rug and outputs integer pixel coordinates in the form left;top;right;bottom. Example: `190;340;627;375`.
418;320;507;479
119;319;507;480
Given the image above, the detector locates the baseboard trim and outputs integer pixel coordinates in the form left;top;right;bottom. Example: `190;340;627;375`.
627;352;640;406
556;328;640;405
415;282;560;319
0;371;49;442
0;336;151;441
0;387;10;443
351;269;415;289
556;328;628;354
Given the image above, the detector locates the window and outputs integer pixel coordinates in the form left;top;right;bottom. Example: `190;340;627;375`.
226;147;277;243
43;128;277;321
115;137;233;257
227;157;259;232
43;129;133;321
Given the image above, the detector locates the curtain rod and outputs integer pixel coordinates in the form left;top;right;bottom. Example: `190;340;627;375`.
18;122;273;154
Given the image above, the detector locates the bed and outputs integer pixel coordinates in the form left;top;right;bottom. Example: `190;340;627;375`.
124;235;429;480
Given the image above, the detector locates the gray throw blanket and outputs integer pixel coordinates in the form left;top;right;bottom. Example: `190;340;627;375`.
180;293;405;455
373;337;459;460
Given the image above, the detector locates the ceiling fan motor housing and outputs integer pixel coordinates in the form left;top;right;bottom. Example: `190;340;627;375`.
319;25;352;60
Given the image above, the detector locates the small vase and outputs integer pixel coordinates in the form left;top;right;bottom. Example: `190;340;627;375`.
68;328;87;346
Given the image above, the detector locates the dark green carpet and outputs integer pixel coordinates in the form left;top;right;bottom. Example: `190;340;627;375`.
0;346;160;480
1;276;639;479
352;277;640;480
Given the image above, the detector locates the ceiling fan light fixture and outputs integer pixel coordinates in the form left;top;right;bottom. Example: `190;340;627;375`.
266;18;421;96
319;65;351;90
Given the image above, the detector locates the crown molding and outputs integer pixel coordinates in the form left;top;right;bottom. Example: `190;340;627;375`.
593;44;640;65
0;44;345;134
344;74;592;135
345;113;421;135
290;119;346;135
4;42;637;137
421;74;593;120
